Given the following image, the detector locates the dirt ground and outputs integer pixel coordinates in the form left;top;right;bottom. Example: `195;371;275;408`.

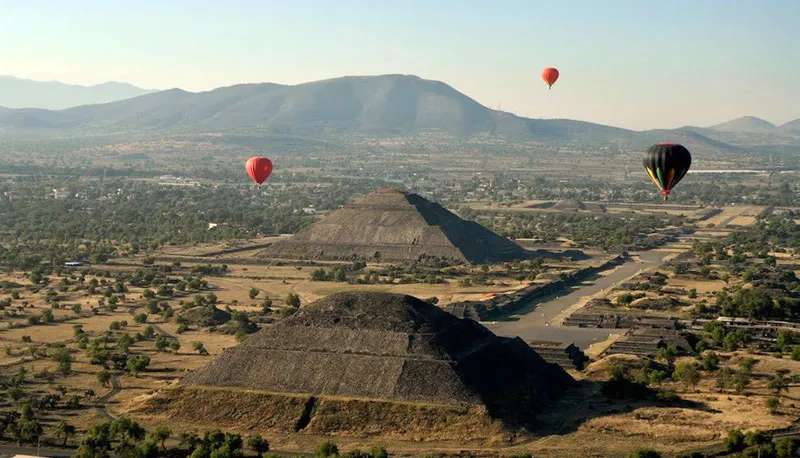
1;203;795;457
116;350;800;458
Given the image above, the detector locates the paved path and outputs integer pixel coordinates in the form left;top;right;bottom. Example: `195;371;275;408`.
94;372;121;421
0;444;74;457
484;250;672;350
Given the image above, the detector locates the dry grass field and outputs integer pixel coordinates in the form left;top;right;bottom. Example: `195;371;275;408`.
1;203;797;457
116;350;800;458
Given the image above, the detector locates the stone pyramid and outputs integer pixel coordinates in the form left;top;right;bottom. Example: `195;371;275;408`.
259;188;528;264
180;292;573;416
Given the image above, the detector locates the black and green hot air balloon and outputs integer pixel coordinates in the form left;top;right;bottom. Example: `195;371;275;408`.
643;143;692;201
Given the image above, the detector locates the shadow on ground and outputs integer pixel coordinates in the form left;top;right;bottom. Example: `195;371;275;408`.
524;379;718;438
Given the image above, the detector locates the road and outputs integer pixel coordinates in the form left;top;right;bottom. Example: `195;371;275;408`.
94;372;121;421
127;305;176;339
484;250;672;350
0;444;74;457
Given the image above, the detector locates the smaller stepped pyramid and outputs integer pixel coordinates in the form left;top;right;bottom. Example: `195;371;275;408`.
527;341;589;371
259;188;529;264
552;199;587;211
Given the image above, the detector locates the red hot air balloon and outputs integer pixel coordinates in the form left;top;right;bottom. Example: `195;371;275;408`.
542;67;560;89
245;157;273;185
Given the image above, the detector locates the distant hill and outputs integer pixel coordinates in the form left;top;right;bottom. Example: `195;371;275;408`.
0;74;794;153
709;116;776;132
0;75;155;110
779;119;800;133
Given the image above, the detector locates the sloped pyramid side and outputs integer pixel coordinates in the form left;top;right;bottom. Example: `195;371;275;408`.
260;188;527;263
180;292;573;412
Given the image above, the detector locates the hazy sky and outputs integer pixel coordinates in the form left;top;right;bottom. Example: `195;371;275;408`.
1;0;798;130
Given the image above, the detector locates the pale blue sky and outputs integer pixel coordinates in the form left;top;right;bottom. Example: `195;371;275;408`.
1;0;798;130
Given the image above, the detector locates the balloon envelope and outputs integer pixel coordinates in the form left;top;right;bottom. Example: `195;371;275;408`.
245;157;274;185
642;143;692;200
542;67;560;88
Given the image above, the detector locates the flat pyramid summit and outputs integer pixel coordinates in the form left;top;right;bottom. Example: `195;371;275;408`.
259;188;528;264
180;292;573;413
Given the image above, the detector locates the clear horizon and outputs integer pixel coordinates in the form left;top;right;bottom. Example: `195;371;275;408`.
1;0;798;130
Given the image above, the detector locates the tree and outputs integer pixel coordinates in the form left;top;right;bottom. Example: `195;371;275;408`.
286;293;301;308
249;288;259;299
732;370;751;394
247;435;270;454
744;430;773;449
117;333;135;353
776;438;798;458
766;396;781;413
261;298;273;314
41;309;55;323
110;417;146;443
134;313;148;324
149;425;171;452
127;355;151;376
55;420;76;447
155;334;169;352
724;429;745;453
146;301;161;314
97;370;112;388
739;357;756;374
17;420;43;446
369;446;389;458
316;440;339;458
628;449;661;458
309;268;327;281
193;342;208;355
776;330;797;352
20;403;34;420
673;362;700;390
768;370;790;396
700;351;719;371
656;344;678;366
50;346;72;376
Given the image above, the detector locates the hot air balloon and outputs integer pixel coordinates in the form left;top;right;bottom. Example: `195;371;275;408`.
245;157;274;185
542;67;559;89
642;143;692;201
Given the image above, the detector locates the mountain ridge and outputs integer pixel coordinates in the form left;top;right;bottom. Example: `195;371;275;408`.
0;74;797;152
0;75;156;110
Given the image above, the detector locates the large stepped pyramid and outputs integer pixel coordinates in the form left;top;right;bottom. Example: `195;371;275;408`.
180;292;572;408
259;188;529;264
130;292;574;439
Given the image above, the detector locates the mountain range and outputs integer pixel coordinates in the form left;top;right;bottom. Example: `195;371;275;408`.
0;75;155;110
1;74;798;153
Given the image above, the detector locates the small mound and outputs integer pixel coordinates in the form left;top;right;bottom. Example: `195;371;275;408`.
584;354;652;378
553;199;587;211
179;305;231;326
